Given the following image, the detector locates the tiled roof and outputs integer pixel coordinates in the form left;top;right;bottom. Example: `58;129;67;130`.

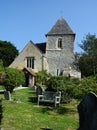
23;67;35;76
35;42;46;53
46;17;75;36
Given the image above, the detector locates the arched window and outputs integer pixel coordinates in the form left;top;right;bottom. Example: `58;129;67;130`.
58;38;62;48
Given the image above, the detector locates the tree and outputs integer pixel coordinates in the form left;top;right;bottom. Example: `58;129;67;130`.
78;33;97;77
79;54;95;77
79;33;96;54
0;40;18;67
74;52;81;71
3;68;25;93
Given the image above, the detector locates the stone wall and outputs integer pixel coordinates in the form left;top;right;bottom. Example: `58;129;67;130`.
46;35;75;75
9;41;43;72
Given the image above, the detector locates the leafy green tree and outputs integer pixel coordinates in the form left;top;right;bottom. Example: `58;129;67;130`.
74;52;81;71
79;54;95;77
3;68;25;93
0;40;18;67
79;33;96;54
78;33;97;77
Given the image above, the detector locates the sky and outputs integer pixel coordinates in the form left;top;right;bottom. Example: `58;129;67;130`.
0;0;97;52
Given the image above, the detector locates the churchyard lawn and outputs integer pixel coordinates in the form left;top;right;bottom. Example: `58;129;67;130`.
0;88;79;130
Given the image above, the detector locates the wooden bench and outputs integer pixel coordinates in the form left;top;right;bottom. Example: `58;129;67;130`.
38;91;61;107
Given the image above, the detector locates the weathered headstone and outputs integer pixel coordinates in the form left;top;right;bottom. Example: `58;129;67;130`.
32;85;37;91
36;86;43;96
4;91;11;100
77;92;97;130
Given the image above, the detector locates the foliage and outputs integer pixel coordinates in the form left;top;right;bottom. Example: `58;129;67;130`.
62;76;97;100
46;75;97;100
79;33;97;54
3;68;25;92
46;76;73;102
74;52;81;71
0;71;5;85
78;33;97;77
0;40;18;67
35;70;52;86
72;76;97;99
78;54;95;77
0;60;5;84
0;60;4;71
46;76;69;91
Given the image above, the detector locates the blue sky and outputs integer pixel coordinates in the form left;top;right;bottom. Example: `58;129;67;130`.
0;0;97;52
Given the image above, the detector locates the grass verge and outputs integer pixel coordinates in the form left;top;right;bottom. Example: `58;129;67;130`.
0;88;79;130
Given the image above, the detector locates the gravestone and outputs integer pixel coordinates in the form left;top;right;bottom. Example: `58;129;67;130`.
32;85;37;91
36;86;43;96
77;92;97;130
4;91;11;100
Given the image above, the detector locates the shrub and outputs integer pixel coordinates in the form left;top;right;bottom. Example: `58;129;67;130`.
46;76;67;91
73;76;97;99
0;71;5;85
62;76;97;100
45;74;97;101
35;70;52;86
0;60;5;85
3;68;25;93
45;76;96;101
46;76;71;102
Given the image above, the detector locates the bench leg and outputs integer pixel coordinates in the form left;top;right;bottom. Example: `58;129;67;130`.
38;100;39;105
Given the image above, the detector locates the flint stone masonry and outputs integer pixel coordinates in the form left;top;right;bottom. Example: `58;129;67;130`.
46;35;75;75
9;41;43;71
77;92;97;130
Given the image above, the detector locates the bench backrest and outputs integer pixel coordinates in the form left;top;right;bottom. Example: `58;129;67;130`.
43;91;61;100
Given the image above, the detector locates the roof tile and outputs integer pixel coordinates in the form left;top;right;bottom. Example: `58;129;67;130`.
46;17;75;36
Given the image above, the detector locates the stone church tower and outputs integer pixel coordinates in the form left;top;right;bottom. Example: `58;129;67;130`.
45;17;76;76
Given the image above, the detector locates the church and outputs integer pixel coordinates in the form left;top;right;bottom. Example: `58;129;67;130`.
9;17;81;86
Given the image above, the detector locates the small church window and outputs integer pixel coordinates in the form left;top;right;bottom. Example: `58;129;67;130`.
58;38;62;48
27;57;34;69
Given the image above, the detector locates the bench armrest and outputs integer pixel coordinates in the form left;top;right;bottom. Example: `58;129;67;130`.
54;96;61;107
55;96;61;107
55;96;61;103
38;95;43;98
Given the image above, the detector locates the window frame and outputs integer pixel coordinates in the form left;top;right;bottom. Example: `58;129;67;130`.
26;57;34;69
58;37;62;49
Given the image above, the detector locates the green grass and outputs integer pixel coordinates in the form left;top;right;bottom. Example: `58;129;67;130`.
0;85;4;90
0;88;79;130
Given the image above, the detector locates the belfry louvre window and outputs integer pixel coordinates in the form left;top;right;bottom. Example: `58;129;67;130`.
27;57;34;69
58;38;62;48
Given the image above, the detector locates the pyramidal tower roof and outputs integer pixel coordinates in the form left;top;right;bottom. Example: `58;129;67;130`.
46;17;75;36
